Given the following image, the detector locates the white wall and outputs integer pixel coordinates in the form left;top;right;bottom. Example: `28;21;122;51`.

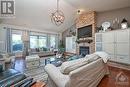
97;7;130;27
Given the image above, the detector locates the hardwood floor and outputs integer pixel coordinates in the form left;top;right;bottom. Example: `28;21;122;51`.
13;58;130;87
98;66;130;87
13;58;26;73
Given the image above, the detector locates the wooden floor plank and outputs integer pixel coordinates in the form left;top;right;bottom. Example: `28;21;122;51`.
98;66;130;87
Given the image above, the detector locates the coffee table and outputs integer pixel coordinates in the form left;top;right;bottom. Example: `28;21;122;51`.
45;57;66;67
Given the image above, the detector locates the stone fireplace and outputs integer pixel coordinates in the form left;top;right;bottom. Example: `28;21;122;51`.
79;46;89;57
76;11;96;54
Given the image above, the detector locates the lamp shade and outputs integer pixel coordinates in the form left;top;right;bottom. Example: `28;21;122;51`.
121;18;128;29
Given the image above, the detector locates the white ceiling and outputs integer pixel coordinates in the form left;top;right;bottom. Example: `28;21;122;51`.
1;0;130;33
65;0;130;12
2;0;77;33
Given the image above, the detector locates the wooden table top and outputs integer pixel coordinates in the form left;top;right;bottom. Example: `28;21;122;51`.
31;82;46;87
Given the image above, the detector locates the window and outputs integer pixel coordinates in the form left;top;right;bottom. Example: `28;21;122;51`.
30;35;47;49
39;36;47;48
50;35;56;48
29;32;58;50
30;36;38;48
12;30;23;52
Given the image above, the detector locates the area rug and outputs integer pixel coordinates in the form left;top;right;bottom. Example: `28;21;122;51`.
24;66;48;82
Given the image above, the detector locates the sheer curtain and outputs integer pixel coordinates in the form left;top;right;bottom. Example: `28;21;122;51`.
0;26;59;53
0;27;7;53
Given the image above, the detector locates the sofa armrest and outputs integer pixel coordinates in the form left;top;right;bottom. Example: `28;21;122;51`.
68;59;108;87
45;64;69;87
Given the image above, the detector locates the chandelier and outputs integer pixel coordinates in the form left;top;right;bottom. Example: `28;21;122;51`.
51;0;65;26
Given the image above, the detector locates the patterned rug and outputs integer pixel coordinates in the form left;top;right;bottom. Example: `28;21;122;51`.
24;58;48;82
24;66;48;82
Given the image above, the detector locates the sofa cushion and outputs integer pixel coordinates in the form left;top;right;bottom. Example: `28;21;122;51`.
67;55;83;61
87;54;100;63
60;58;89;74
60;54;100;74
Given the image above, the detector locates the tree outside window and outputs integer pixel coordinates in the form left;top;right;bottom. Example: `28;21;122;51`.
50;35;56;49
12;31;23;52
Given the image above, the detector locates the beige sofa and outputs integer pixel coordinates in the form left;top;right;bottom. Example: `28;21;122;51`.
45;56;109;87
30;51;55;57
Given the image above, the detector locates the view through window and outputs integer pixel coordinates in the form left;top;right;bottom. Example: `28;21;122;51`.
50;35;56;48
30;35;47;49
12;30;23;52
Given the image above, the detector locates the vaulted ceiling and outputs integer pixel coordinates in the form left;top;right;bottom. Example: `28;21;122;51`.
1;0;130;33
65;0;130;12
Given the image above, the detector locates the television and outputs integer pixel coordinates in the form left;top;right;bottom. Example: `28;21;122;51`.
78;25;92;38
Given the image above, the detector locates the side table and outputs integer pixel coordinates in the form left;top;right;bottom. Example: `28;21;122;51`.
0;58;5;70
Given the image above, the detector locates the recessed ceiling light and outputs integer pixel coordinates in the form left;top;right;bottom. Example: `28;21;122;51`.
77;9;85;14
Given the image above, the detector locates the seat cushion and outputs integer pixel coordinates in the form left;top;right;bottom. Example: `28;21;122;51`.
60;58;89;74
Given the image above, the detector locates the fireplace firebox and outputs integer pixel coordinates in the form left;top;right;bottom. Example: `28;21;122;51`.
79;46;89;57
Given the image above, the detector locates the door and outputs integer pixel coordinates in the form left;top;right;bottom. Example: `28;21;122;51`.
66;37;76;53
66;37;72;52
95;33;102;51
115;29;130;64
102;31;116;61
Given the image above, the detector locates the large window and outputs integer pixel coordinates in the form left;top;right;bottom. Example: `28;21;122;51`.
30;35;47;49
30;36;38;48
12;30;23;52
29;32;58;50
39;36;47;48
50;35;56;48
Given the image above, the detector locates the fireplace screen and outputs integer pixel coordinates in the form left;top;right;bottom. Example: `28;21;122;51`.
79;46;89;57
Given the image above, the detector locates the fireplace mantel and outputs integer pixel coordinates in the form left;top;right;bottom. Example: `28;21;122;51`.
76;38;93;44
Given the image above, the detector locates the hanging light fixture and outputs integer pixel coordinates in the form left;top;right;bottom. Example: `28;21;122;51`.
51;0;65;26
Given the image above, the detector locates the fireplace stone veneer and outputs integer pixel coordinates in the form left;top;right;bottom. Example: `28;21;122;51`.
76;11;96;54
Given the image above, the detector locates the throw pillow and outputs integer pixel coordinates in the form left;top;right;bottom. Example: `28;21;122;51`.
43;47;47;51
87;54;100;63
67;55;79;61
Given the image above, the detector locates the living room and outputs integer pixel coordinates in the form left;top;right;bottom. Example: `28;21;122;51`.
0;0;130;87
